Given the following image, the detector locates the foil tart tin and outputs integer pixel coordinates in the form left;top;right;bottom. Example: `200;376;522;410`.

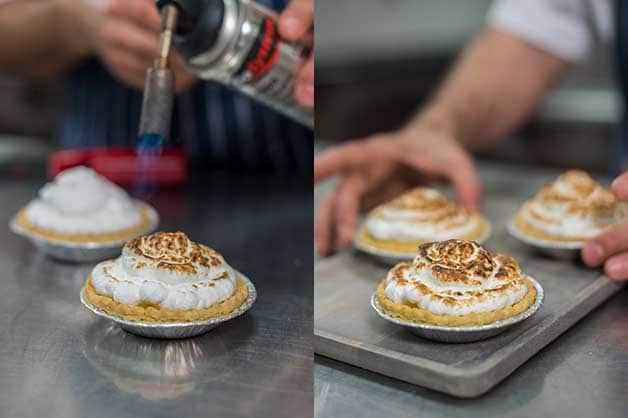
80;274;257;339
370;276;544;343
354;222;492;265
507;218;582;260
10;201;159;263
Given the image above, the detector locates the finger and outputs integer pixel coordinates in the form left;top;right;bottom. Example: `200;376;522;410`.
101;19;160;61
104;48;150;89
398;149;482;211
171;53;198;92
582;222;628;267
335;175;368;247
604;252;628;280
315;193;337;256
445;156;483;211
611;172;628;201
314;139;381;183
279;0;314;41
109;0;161;33
295;56;314;107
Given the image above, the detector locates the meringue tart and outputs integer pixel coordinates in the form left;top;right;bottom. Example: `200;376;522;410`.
512;170;628;244
358;187;490;254
83;231;249;323
376;240;536;327
15;166;154;243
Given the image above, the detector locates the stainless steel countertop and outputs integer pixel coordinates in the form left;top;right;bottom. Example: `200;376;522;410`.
0;170;313;418
314;162;628;418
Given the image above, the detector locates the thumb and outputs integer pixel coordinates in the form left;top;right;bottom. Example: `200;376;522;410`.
611;172;628;201
279;0;314;41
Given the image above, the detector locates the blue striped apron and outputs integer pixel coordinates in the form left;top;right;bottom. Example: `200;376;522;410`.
57;0;312;173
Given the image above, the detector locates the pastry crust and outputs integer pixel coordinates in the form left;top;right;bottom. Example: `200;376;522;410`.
15;205;153;243
376;277;536;327
83;275;249;323
358;216;489;254
514;210;588;243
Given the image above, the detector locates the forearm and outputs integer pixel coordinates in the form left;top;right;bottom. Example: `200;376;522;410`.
408;28;569;149
0;0;97;80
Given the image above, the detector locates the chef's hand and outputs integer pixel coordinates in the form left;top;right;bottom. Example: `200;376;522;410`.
97;0;197;92
582;172;628;279
279;0;314;108
314;123;482;256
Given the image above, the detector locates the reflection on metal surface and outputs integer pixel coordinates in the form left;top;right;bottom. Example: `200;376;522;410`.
84;323;205;400
3;171;312;417
83;322;233;400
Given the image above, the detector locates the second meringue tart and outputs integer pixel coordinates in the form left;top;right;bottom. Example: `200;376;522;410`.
14;166;155;244
358;187;490;254
512;170;628;244
376;240;536;327
83;231;249;323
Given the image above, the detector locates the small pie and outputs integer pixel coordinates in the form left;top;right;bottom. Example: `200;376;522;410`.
358;187;490;254
83;231;249;323
15;166;153;243
512;170;628;244
376;240;536;327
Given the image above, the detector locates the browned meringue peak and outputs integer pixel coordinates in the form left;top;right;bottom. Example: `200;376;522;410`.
535;170;616;216
125;231;222;274
412;240;521;285
373;187;469;219
385;240;529;315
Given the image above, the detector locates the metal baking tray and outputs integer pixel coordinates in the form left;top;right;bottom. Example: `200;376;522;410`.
314;194;624;398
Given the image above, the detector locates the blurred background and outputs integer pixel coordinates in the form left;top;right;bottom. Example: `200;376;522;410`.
0;0;619;175
315;0;618;173
0;74;58;176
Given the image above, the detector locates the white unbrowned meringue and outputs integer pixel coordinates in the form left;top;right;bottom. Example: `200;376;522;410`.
384;240;529;316
365;187;482;241
91;232;237;310
518;170;628;239
23;166;141;234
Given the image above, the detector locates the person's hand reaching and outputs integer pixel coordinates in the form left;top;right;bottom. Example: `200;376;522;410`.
314;122;483;256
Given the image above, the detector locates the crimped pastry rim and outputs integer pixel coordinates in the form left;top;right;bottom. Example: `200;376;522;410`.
10;201;159;249
371;275;543;331
354;216;492;260
80;273;257;327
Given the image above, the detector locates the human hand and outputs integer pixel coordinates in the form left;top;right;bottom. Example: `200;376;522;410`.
582;172;628;279
97;0;197;92
314;123;482;256
279;0;314;108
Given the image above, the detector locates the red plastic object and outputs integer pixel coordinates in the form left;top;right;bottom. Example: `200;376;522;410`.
49;147;188;185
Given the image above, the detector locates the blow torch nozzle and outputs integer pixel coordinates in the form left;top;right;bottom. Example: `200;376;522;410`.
138;4;179;141
156;4;179;68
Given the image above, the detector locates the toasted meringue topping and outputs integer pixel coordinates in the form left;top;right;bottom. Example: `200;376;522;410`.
385;240;529;315
24;166;141;234
91;232;236;310
365;187;480;241
520;170;628;238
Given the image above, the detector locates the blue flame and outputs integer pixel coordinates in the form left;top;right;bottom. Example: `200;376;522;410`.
138;133;165;153
133;133;165;199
